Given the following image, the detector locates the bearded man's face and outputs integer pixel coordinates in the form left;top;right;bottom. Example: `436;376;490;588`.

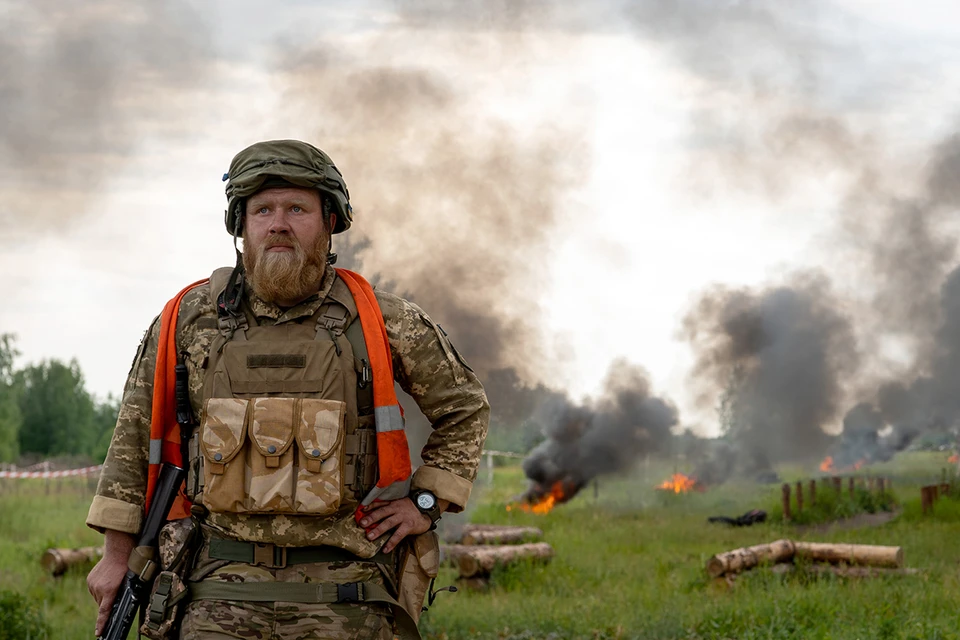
242;186;333;306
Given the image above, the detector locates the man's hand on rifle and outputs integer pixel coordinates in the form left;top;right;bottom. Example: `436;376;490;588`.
87;529;135;636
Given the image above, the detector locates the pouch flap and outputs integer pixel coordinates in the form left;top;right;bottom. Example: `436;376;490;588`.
414;530;440;577
250;398;297;458
200;398;248;465
297;399;345;462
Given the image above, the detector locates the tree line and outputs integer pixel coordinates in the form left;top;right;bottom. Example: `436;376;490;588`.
0;334;119;464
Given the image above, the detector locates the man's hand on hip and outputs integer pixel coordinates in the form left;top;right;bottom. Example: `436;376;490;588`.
358;497;447;553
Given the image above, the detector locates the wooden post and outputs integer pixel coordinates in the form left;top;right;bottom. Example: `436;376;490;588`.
781;483;792;521
877;477;886;494
832;476;842;493
795;481;804;514
809;479;817;506
921;486;932;515
868;476;875;492
848;477;855;497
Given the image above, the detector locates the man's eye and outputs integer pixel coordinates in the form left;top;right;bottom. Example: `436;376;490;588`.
257;207;269;214
292;206;302;213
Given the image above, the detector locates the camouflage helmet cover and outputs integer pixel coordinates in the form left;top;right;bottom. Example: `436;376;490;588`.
223;139;352;235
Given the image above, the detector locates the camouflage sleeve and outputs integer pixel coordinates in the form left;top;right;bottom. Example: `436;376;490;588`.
85;316;160;534
377;290;490;513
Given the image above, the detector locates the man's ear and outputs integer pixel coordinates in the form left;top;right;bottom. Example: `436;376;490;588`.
329;212;338;234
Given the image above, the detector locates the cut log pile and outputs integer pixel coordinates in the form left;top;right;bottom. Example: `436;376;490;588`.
441;525;553;588
707;539;908;582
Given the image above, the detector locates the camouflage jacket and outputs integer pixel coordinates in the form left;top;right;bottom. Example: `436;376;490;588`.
86;265;489;554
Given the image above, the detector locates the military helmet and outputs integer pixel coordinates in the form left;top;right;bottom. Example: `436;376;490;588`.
223;139;352;235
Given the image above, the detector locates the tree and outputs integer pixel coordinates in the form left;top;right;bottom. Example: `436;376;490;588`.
0;334;21;462
0;335;19;462
17;359;97;456
91;394;121;462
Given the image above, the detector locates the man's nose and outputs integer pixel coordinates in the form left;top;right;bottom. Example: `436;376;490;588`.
269;211;291;233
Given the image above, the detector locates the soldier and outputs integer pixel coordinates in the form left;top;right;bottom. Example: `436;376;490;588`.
86;140;490;639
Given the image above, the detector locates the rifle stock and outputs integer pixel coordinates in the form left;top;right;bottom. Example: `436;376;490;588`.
98;463;184;640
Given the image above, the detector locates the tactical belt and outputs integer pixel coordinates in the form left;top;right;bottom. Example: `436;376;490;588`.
208;537;393;569
189;580;421;640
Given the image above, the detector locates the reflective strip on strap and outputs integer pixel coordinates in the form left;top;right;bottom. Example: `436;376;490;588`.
373;405;404;433
189;580;422;640
149;439;163;465
361;478;411;505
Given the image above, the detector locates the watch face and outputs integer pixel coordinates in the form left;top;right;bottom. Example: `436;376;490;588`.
416;492;436;510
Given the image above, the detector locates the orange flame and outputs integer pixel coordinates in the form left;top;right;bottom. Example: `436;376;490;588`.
819;456;834;472
655;473;698;494
853;459;866;471
949;453;958;464
506;481;568;515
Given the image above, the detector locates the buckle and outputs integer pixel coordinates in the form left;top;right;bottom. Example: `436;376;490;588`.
253;543;287;569
336;582;361;603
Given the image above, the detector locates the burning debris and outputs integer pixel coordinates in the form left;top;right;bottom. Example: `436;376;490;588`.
515;361;678;512
655;473;700;494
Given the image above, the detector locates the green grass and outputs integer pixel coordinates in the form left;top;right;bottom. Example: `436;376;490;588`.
3;456;960;639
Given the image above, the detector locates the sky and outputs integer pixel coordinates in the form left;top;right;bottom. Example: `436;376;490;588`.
2;0;960;436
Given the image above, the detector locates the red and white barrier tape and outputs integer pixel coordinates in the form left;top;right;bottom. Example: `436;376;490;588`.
0;465;102;479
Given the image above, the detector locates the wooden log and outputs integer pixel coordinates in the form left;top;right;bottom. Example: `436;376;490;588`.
460;525;543;545
705;539;796;578
41;546;103;576
444;542;554;578
793;542;903;568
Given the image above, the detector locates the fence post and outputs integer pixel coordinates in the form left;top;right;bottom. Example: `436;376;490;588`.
781;483;792;521
795;481;804;514
848;477;855;497
809;479;817;506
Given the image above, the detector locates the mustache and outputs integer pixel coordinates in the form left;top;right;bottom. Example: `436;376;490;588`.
263;235;299;250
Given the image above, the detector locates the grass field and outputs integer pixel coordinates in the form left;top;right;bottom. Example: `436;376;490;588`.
3;454;960;639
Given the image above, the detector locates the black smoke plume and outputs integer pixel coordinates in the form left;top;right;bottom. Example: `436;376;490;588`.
0;0;213;240
520;361;678;505
683;275;856;483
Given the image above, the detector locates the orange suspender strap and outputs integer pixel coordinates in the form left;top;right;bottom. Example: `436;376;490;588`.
144;278;208;519
335;269;413;506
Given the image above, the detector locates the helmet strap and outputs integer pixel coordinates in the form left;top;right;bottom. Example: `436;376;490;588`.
220;236;245;318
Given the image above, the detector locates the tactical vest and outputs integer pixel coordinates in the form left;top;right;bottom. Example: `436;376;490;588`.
184;268;380;518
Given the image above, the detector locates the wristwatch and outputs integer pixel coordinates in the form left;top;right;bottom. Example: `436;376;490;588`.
410;489;442;530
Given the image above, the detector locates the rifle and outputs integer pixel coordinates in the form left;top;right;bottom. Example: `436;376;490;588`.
98;463;185;640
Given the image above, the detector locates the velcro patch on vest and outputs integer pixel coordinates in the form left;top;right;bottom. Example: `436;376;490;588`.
247;354;307;368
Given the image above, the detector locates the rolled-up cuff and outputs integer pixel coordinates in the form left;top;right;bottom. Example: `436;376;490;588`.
411;466;472;513
86;495;142;534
